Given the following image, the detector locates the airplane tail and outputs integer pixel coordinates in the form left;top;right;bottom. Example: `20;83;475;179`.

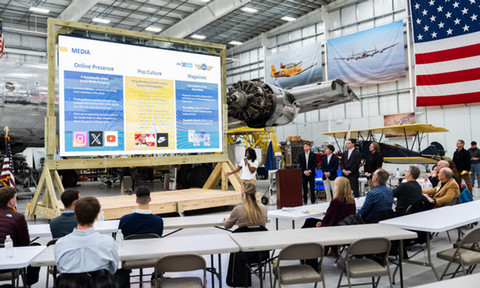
270;65;277;78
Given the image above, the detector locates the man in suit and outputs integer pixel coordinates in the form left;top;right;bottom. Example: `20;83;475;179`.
321;144;339;201
423;167;460;209
298;142;318;204
340;138;362;197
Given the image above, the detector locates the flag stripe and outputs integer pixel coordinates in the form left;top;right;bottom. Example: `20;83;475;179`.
416;55;480;75
416;67;480;86
413;32;480;53
415;43;480;65
417;91;480;106
416;79;480;97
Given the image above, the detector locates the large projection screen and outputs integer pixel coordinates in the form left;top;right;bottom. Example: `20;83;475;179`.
58;35;222;157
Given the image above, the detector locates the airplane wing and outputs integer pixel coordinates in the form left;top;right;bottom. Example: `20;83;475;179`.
295;63;317;75
324;124;448;139
334;57;353;61
351;123;449;136
384;155;452;164
379;42;399;53
322;130;349;139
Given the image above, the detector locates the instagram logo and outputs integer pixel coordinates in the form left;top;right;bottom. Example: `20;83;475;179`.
73;132;88;147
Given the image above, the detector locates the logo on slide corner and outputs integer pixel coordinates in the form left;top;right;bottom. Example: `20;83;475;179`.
195;64;213;71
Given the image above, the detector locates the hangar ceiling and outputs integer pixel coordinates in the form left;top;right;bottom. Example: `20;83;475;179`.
0;0;331;48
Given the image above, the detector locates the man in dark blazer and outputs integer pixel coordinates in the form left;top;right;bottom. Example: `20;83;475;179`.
321;144;339;201
341;138;362;197
298;142;318;204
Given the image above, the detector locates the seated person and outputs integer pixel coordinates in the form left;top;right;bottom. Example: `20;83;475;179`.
0;187;40;285
423;167;460;209
429;160;461;189
393;166;423;215
358;168;394;223
50;189;80;238
118;186;164;237
224;182;267;229
302;177;356;228
117;186;164;288
0;187;29;246
54;197;119;275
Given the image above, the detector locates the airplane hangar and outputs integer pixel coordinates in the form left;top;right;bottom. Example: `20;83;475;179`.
0;0;480;287
1;0;478;157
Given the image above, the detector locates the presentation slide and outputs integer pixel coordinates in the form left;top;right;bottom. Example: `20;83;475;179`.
58;35;222;156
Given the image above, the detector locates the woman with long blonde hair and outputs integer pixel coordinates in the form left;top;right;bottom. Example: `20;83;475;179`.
302;177;356;228
224;182;267;228
316;177;356;227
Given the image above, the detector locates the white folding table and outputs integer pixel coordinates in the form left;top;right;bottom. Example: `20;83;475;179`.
267;196;365;229
28;220;120;239
0;245;47;270
29;215;224;238
31;233;238;288
380;200;480;280
230;223;417;288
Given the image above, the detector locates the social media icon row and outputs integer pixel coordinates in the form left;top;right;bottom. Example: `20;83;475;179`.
73;131;118;147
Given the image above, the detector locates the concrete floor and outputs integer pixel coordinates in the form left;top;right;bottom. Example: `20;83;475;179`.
7;177;480;288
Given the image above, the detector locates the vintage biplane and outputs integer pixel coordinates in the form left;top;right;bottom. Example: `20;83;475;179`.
270;61;317;78
322;123;451;164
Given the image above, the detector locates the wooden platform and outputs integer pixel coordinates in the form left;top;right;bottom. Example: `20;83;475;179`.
99;188;242;220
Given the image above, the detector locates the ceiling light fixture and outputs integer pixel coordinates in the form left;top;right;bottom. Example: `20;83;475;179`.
29;7;50;14
241;7;258;13
92;18;111;24
191;34;206;40
229;41;243;46
145;26;162;33
200;0;210;2
281;16;296;22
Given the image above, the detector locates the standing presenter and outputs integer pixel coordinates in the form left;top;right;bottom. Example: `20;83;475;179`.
226;147;259;187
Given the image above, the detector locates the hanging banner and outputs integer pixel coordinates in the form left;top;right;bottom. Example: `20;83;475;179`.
265;42;322;88
410;0;480;106
327;20;406;87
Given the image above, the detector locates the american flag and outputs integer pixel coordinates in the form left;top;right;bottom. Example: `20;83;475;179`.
410;0;480;106
0;19;4;59
0;136;16;188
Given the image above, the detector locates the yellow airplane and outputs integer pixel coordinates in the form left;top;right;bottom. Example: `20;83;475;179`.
270;61;317;79
322;123;451;164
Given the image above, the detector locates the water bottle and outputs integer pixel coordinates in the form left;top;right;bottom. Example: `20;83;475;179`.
98;211;105;226
396;168;400;178
4;235;14;258
116;229;124;249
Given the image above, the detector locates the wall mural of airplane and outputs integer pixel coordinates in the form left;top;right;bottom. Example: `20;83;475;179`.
334;42;400;61
270;61;317;79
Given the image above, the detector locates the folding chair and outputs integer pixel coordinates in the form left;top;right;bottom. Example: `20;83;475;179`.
437;226;480;279
228;226;273;288
153;254;206;288
122;233;161;287
45;238;58;288
55;269;118;288
273;242;325;288
337;237;393;288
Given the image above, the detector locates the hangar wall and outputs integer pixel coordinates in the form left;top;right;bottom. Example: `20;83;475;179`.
1;0;479;158
226;0;480;159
